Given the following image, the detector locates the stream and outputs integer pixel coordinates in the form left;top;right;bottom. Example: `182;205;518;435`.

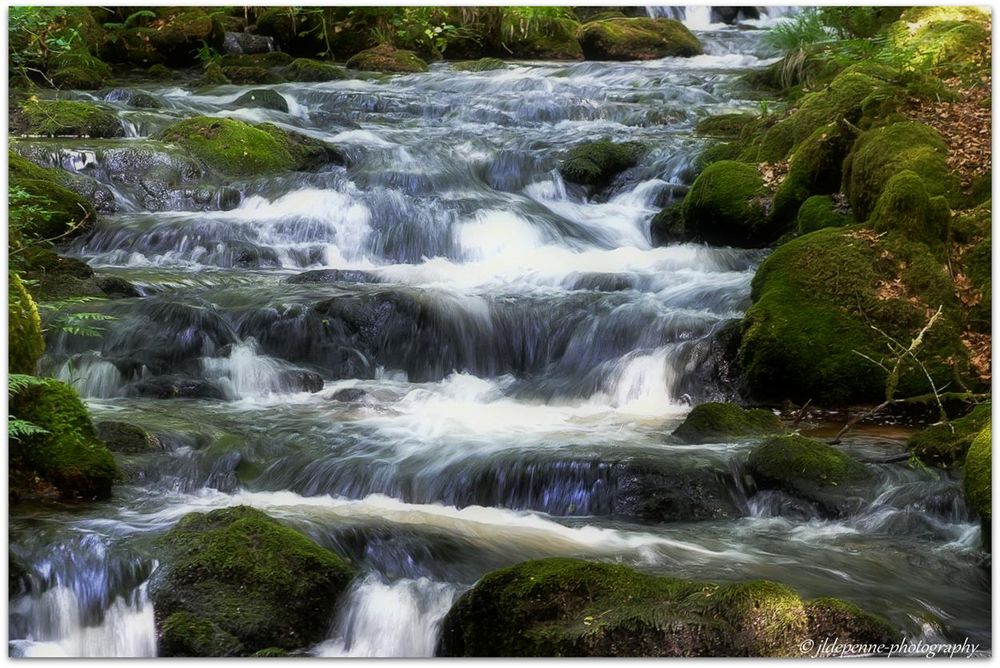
8;9;990;657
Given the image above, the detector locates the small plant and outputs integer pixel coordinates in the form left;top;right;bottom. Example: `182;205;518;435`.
37;296;116;338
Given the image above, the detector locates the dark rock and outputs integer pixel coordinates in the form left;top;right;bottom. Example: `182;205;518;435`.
569;272;635;292
331;387;367;402
96;421;162;453
286;269;376;284
96;276;142;298
223;31;275;55
277;369;325;393
103;88;162;109
234;88;288;112
127;376;227;400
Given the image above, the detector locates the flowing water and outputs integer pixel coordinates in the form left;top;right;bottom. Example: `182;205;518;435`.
9;11;990;658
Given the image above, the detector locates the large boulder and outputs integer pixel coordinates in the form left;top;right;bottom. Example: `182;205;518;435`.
909;402;991;468
738;227;974;405
281;57;347;82
558;140;645;187
150;506;356;656
578;18;702;60
346;44;428;73
964;422;991;548
868;170;951;246
681;161;775;247
746;435;873;516
673;402;783;444
9;378;119;501
159;117;343;177
842;121;957;222
795;195;852;236
437;558;894;656
770;122;854;227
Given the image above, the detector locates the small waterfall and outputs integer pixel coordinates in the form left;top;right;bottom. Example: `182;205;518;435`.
315;575;459;657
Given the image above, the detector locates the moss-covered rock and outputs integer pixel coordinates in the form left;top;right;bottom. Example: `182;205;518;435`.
501;15;583;60
234;88;288;112
437;557;894;657
842;121;957;222
151;506;356;656
9;378;118;501
51;66;105;90
149;9;224;66
159;117;342;176
15;99;123;138
868;170;951;246
199;63;231;85
103;88;162;109
795;195;852;236
673;402;784;444
346;44;428;73
218;51;294;69
770;123;854;226
682;161;773;247
8;273;44;375
281;57;347;82
10;151;97;241
95;421;162;454
453;57;507;72
804;598;898;651
964;422;991;548
559;140;645;187
747;435;873;515
738;227;974;405
146;63;174;80
754;71;895;163
219;65;285;85
893;7;991;78
695;113;756;138
578;17;702;60
649;203;685;246
909;402;991;468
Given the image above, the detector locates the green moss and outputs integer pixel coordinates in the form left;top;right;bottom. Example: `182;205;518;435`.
149;9;224;66
16;99;123;138
796;196;852;236
502;16;583;60
869;171;950;245
696;142;743;171
747;435;872;515
559;140;645;187
9;378;118;501
218;51;294;68
578;17;702;60
695;113;756;138
151;506;356;656
199;63;230;85
234;89;288;113
960;224;991;334
161;612;243;657
739;227;973;406
50;66;104;90
909;402;991;468
346;44;428;73
438;557;893;657
771;123;854;226
10;159;97;241
682;160;773;247
453;57;507;72
892;9;991;78
842;121;957;221
146;63;174;80
281;58;347;82
804;598;897;647
756;72;894;162
649;203;684;246
673;402;784;444
8;273;44;375
159;117;339;176
220;66;284;85
964;422;991;547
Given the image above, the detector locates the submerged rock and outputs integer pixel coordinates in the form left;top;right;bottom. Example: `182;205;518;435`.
331;387;367;402
96;421;162;453
437;558;894;656
673;402;783;444
346;44;428;73
151;506;356;656
127;375;227;400
286;269;377;284
578;18;702;61
453;57;507;72
234;88;288;112
746;435;873;516
9;378;119;501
